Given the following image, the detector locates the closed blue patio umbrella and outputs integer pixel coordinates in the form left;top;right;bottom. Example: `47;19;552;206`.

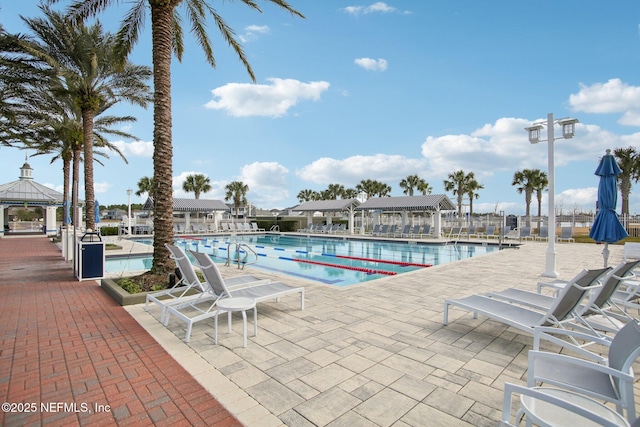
94;200;101;227
589;149;628;266
63;200;71;225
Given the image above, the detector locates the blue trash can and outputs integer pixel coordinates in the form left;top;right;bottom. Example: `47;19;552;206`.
77;231;105;281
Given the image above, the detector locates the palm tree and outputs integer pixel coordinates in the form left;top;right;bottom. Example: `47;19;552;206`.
225;181;249;221
135;176;154;198
417;180;433;195
443;170;469;216
20;6;152;230
357;179;392;198
512;169;543;219
532;171;548;218
297;189;319;203
59;0;304;276
27;87;136;228
343;188;358;199
464;172;483;217
0;28;56;148
182;174;211;199
399;174;427;196
324;183;345;200
614;147;640;216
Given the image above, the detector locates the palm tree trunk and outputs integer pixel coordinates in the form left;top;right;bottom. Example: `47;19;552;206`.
63;154;71;226
150;5;175;274
72;149;81;227
82;109;95;230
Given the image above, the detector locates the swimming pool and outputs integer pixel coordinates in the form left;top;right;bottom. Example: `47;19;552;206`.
105;234;499;286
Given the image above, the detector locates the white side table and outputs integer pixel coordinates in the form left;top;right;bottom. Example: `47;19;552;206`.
215;297;257;348
519;387;628;427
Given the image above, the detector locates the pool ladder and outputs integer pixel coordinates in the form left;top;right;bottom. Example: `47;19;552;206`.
225;242;258;269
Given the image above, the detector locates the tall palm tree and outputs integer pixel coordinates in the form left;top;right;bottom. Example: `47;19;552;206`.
135;176;154;198
182;173;211;199
225;181;249;221
443;170;468;216
464;172;483;217
512;168;542;219
21;6;152;230
297;189;319;203
399;174;427;196
27;86;136;228
614;147;640;216
60;0;304;275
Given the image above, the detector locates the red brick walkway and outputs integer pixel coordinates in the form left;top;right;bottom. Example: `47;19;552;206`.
0;237;242;427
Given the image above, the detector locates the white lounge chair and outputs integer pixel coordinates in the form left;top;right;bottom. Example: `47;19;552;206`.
490;261;640;338
443;268;611;335
251;222;265;232
164;250;303;342
145;244;207;323
528;319;640;424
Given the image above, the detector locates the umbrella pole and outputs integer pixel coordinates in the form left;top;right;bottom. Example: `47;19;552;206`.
602;242;609;268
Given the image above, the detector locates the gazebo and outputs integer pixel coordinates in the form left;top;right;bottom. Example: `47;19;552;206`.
0;160;67;237
356;194;456;237
292;199;361;234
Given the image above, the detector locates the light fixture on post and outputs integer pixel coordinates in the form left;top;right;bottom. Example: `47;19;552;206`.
525;113;579;278
127;188;132;236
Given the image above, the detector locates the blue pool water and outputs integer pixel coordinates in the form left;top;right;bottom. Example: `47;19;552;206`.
106;234;499;287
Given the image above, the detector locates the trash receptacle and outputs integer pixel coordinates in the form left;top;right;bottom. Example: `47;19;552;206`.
77;231;105;281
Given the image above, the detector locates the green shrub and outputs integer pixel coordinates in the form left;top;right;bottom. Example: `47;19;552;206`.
100;226;118;236
117;278;141;294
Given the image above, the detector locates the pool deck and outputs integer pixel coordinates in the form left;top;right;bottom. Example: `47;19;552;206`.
3;234;639;426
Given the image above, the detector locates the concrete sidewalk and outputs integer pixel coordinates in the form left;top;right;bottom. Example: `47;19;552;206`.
0;236;241;427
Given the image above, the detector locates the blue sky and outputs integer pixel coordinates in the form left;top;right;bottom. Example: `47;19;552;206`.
3;1;640;216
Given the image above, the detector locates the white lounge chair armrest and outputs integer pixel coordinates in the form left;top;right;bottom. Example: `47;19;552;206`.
527;350;634;387
501;382;628;427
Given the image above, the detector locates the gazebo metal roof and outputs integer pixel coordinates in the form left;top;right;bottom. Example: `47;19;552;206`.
143;197;230;213
0;161;66;207
293;198;361;212
356;195;456;212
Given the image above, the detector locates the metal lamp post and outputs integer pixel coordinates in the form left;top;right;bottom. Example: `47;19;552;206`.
525;113;578;277
127;188;132;236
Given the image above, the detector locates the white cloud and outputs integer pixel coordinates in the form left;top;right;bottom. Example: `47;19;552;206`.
342;2;410;16
240;162;290;207
296;154;426;187
569;78;640;126
204;78;330;118
239;25;270;43
354;57;388;71
109;140;154;157
94;182;112;194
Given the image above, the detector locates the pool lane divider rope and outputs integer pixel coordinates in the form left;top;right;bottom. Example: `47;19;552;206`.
321;253;432;268
279;256;397;275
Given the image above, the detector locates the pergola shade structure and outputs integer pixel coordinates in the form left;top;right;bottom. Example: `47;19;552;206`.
356;195;456;237
292;199;361;234
143;197;230;232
